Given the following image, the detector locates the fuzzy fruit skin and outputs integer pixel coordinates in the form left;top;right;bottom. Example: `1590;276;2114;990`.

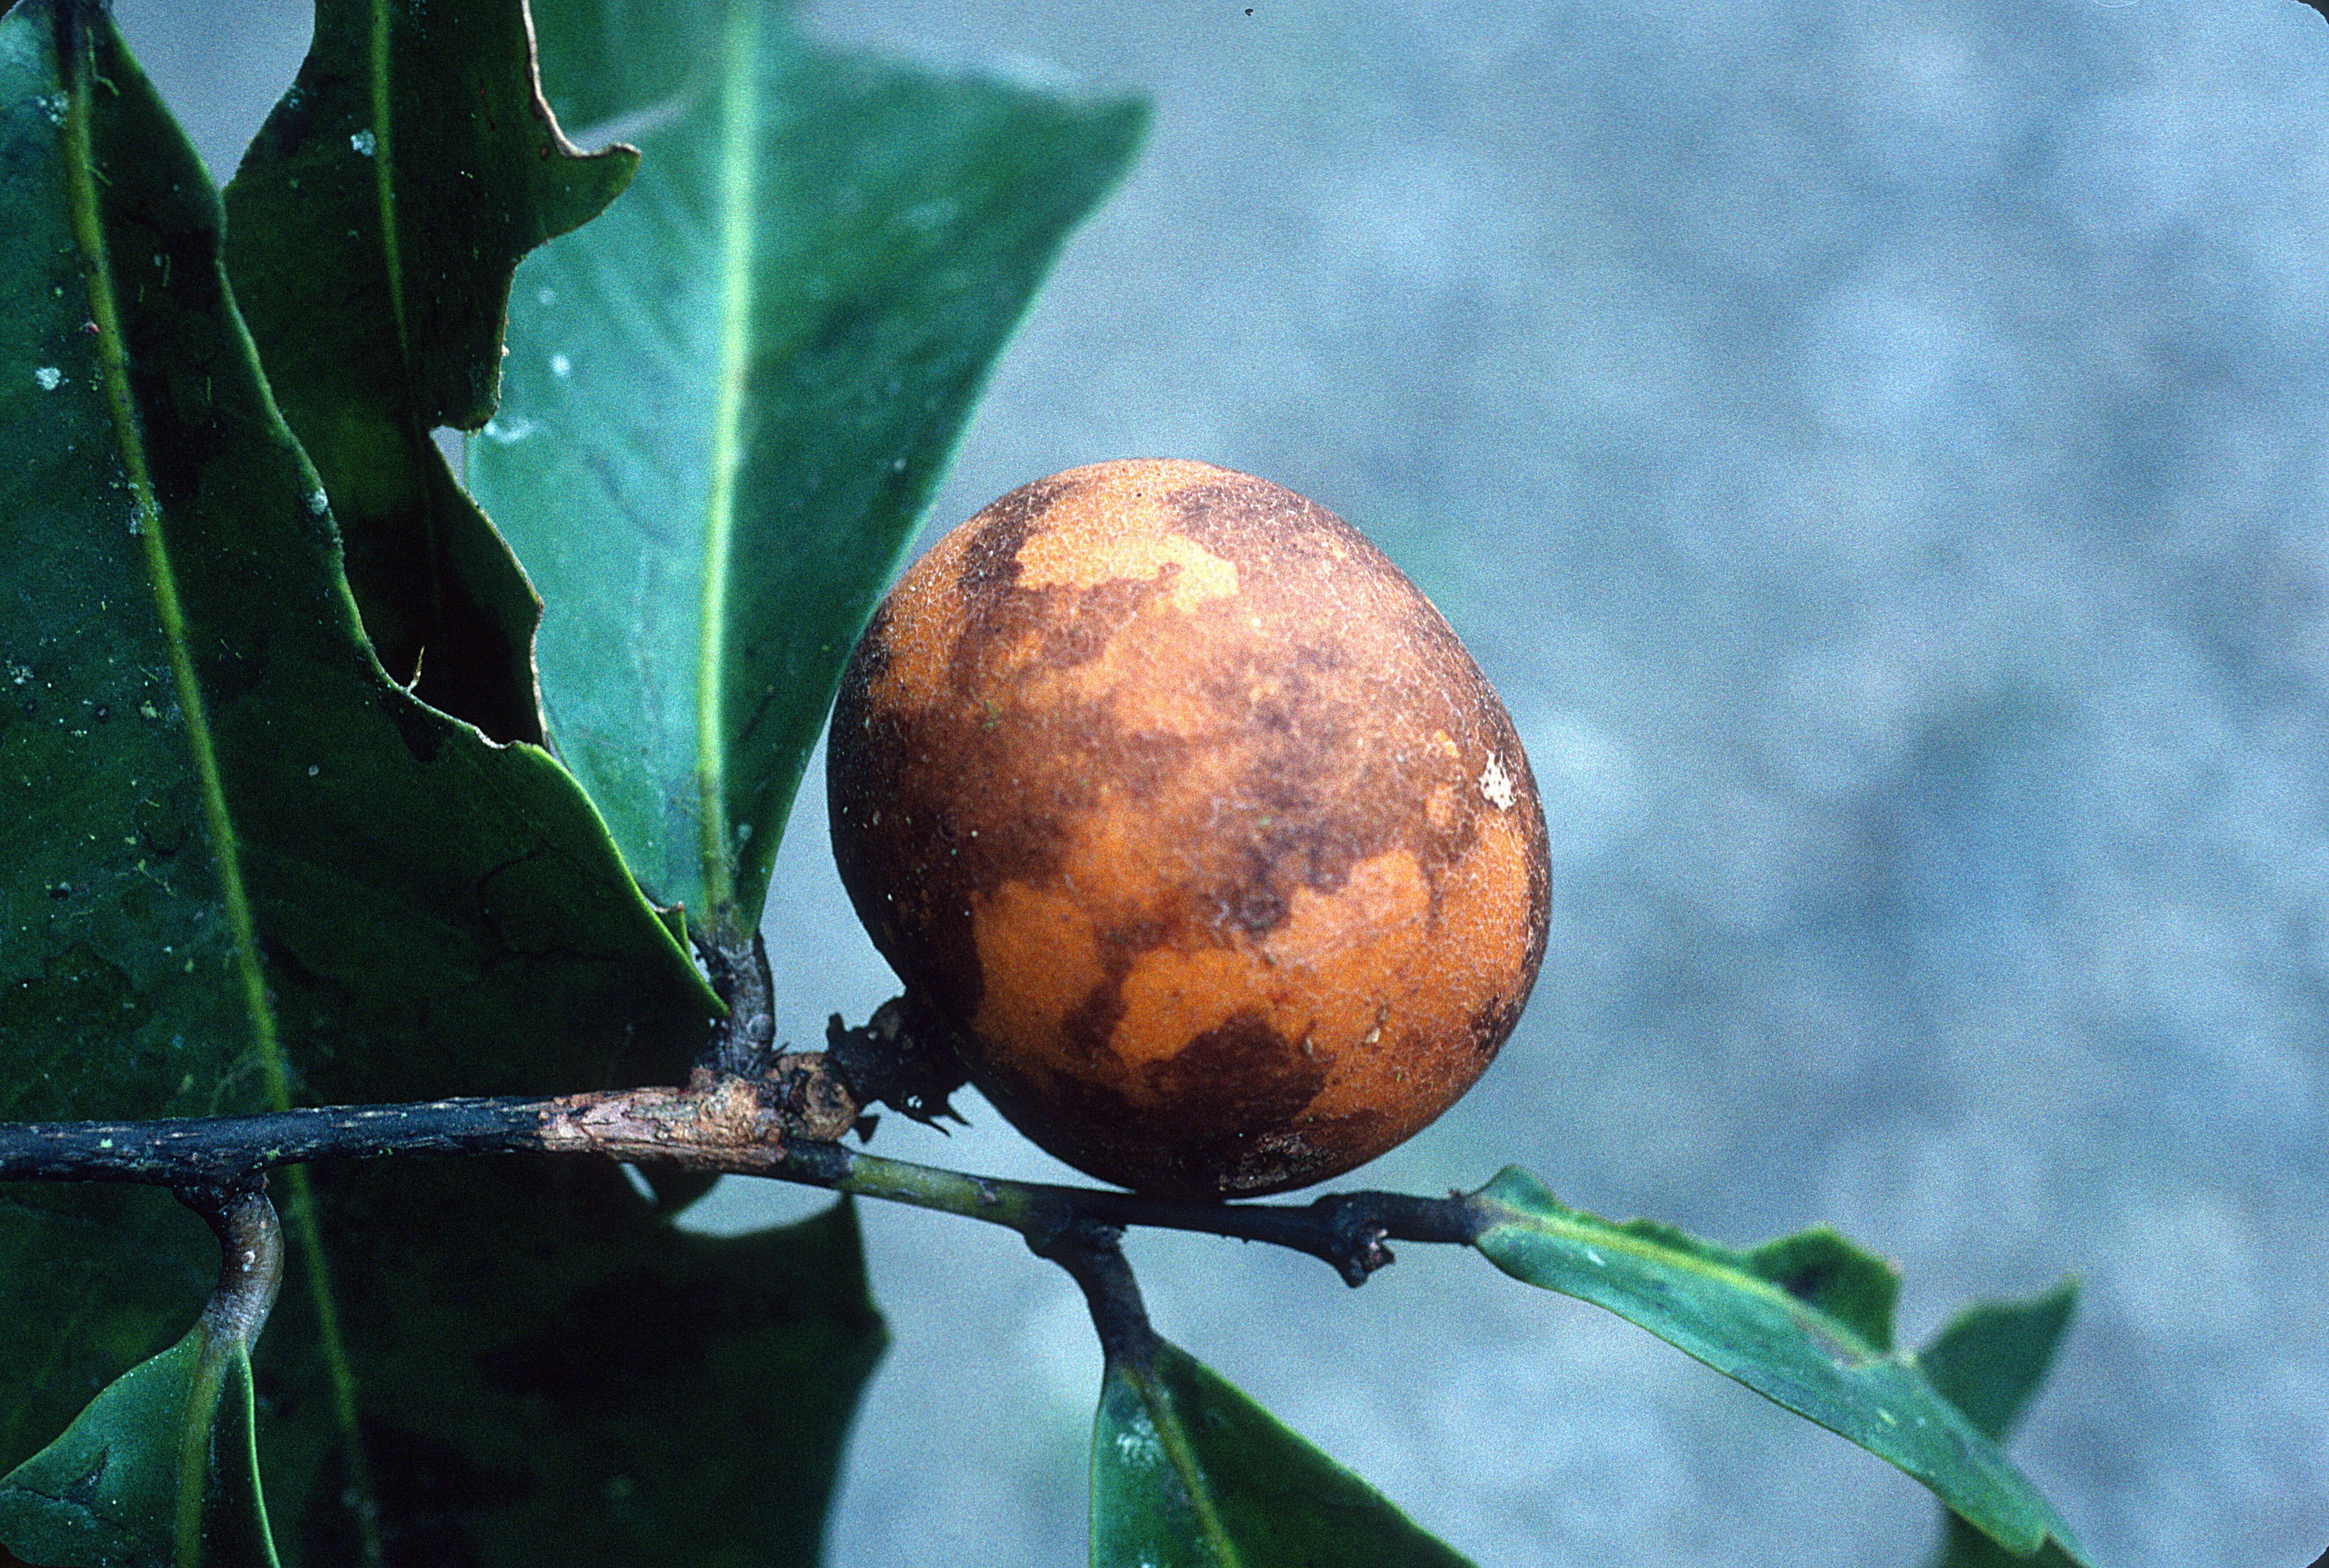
827;459;1550;1197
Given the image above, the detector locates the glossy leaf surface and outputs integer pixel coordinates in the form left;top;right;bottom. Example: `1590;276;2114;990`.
259;1175;885;1567
0;1325;275;1568
1922;1285;2082;1568
0;0;254;1474
1092;1334;1472;1568
0;0;720;1553
221;0;640;741
1470;1168;2090;1566
474;0;1148;931
0;0;716;1102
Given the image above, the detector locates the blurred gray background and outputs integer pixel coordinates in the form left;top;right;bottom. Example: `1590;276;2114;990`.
116;0;2329;1563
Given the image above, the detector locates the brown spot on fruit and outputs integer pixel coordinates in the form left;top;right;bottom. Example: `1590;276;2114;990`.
828;458;1550;1197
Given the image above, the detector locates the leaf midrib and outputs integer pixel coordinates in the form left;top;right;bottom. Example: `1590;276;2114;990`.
60;16;282;1564
367;0;412;383
693;0;763;936
1476;1179;2073;1558
1483;1191;1891;1362
64;12;382;1558
60;1;283;1112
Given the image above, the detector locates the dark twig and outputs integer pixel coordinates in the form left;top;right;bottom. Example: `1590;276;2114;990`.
0;1098;550;1186
0;1012;1486;1287
794;1145;1486;1287
1027;1214;1156;1366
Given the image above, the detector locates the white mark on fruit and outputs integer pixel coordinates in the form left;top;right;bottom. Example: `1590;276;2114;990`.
1479;753;1516;810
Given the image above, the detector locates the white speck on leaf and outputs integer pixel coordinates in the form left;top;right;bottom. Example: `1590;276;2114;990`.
550;352;572;378
306;488;329;515
899;197;959;233
482;415;537;446
33;367;61;391
351;128;377;157
536;286;557;307
1479;753;1516;810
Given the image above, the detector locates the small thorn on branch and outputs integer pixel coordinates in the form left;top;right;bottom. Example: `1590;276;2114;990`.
1298;1188;1485;1286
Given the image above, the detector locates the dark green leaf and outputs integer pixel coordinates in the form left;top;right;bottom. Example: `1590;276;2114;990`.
1093;1334;1473;1568
1921;1282;2077;1445
1469;1169;2090;1567
260;1171;884;1568
0;1324;276;1568
0;0;719;1085
0;0;716;1543
1921;1285;2080;1568
1929;1513;2086;1568
221;0;639;740
0;0;718;1094
473;0;1148;932
0;0;260;1472
0;1185;279;1568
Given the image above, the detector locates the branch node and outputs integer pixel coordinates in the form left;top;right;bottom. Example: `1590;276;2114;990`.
1028;1213;1154;1367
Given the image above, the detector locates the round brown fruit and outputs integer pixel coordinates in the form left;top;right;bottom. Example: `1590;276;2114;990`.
827;459;1549;1197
